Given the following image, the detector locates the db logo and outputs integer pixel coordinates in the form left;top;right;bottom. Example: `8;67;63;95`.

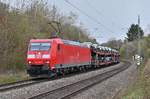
36;52;41;58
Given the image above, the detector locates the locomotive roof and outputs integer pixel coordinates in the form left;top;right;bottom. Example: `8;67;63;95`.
30;38;63;43
30;39;52;42
30;38;88;48
62;39;88;47
62;39;80;45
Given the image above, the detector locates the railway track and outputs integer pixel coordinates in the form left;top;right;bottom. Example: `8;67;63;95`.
0;63;118;92
29;61;131;99
0;78;48;92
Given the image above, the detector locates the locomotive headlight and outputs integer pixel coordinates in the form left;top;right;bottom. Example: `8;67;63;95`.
27;54;35;58
42;54;50;58
28;61;32;64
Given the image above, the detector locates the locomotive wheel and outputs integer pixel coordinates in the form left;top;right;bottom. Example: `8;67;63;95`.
48;70;57;79
79;66;82;72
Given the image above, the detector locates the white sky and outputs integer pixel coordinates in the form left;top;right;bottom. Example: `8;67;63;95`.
50;0;150;43
2;0;150;43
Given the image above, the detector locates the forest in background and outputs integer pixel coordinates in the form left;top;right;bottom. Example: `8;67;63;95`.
0;0;96;72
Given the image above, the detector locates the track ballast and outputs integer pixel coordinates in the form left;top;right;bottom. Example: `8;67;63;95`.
29;61;131;99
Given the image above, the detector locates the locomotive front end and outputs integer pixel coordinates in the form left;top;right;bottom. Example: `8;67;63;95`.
27;39;52;77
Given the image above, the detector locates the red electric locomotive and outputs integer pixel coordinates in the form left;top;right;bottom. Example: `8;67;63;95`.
27;38;91;77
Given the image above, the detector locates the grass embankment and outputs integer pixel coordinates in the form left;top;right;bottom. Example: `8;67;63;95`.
0;71;29;84
121;59;150;99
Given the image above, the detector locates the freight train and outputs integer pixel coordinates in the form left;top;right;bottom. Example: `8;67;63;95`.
26;38;120;77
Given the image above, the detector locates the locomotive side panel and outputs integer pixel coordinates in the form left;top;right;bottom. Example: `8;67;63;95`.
55;43;91;68
75;45;91;65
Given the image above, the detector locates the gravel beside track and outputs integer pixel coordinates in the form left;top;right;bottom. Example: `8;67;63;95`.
72;62;137;99
0;62;133;99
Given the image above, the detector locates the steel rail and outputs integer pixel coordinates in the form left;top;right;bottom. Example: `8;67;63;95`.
0;78;48;92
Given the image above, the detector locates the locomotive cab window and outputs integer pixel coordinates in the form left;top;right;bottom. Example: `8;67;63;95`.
30;42;51;51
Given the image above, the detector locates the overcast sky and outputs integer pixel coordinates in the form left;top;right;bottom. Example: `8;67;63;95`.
2;0;150;43
49;0;150;43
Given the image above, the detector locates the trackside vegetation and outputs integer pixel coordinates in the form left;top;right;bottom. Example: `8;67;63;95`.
119;37;150;98
120;59;150;99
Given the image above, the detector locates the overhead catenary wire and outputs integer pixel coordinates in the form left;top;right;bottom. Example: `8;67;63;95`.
63;0;115;34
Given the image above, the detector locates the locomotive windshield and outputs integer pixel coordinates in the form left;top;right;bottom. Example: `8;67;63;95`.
30;42;51;51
